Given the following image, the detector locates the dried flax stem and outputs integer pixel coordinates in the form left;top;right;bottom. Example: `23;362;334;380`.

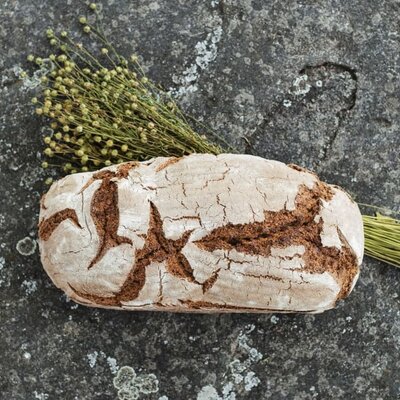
362;211;400;268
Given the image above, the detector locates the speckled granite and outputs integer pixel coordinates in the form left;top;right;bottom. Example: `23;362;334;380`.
0;1;399;399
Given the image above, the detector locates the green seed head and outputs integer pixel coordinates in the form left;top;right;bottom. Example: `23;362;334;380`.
140;132;148;143
79;16;87;24
41;161;49;169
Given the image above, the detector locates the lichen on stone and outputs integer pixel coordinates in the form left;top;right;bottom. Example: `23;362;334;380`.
113;366;159;400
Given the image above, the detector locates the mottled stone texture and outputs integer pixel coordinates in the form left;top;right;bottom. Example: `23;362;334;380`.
0;1;399;399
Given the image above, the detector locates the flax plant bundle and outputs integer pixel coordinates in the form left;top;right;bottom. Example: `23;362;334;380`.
26;2;399;269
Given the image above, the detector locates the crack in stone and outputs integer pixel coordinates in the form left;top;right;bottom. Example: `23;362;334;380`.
245;62;358;165
300;62;358;164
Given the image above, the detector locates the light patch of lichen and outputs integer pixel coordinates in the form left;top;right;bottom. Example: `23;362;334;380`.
113;366;159;400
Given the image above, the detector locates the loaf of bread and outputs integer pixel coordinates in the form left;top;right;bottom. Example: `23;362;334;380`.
38;154;364;313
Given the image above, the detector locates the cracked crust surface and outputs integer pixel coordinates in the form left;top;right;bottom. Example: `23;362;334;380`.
38;154;364;313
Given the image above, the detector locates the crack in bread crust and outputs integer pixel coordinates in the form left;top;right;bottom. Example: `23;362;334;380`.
86;174;132;270
195;183;358;300
69;180;358;308
39;209;82;240
69;201;198;306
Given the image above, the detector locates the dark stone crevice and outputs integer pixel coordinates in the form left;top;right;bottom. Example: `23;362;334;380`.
246;61;359;168
299;62;358;163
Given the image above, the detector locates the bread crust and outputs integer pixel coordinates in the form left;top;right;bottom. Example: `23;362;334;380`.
38;154;364;313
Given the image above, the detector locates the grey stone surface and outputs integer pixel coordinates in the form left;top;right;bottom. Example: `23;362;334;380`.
0;0;399;399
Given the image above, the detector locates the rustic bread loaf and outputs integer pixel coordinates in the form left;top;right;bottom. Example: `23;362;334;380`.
38;154;364;313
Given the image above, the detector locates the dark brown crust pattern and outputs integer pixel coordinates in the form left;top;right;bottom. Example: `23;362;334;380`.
39;164;359;310
39;209;82;240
